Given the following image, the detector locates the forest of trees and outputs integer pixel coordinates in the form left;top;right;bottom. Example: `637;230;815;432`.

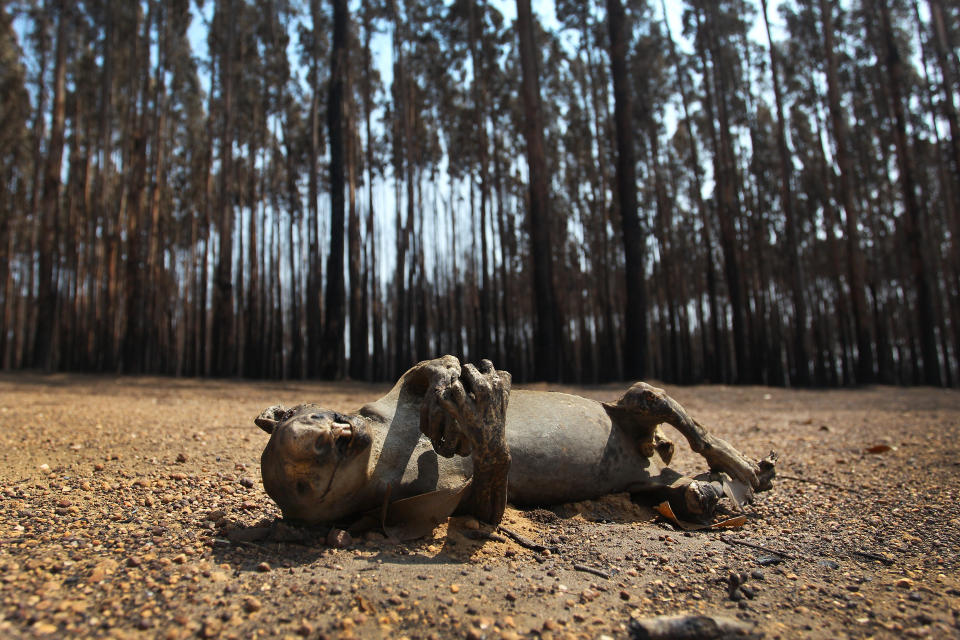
1;0;958;386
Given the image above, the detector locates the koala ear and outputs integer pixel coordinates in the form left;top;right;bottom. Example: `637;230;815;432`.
255;417;277;433
255;405;286;434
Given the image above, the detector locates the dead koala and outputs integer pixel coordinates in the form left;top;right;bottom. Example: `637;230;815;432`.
255;356;776;534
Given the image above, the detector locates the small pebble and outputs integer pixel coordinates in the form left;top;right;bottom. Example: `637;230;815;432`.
326;528;352;548
296;620;313;636
200;619;221;638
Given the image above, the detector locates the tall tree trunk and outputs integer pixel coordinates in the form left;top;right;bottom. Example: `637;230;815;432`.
361;6;382;380
515;0;561;381
469;0;493;360
389;1;409;377
212;0;237;376
696;3;749;383
493;131;513;371
33;1;67;370
646;124;679;382
874;0;942;385
322;0;347;379
606;0;647;380
145;0;168;372
661;0;721;382
245;143;260;376
913;0;960;381
761;0;809;385
122;1;153;373
927;0;960;212
581;11;620;380
348;107;365;379
819;0;874;383
813;112;855;385
306;0;323;377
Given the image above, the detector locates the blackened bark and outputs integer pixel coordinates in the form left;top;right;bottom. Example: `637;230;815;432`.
212;0;236;376
515;0;561;382
606;0;647;380
33;1;67;371
875;0;942;385
348;109;365;380
122;2;152;374
661;0;721;382
361;6;382;380
761;0;810;385
697;3;749;383
307;0;324;377
819;0;874;383
322;0;348;379
928;0;960;208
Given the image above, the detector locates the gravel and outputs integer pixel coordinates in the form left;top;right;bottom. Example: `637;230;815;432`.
0;374;958;638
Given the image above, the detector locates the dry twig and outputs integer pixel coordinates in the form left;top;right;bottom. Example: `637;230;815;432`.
497;525;557;553
719;535;797;559
851;550;894;565
573;564;612;580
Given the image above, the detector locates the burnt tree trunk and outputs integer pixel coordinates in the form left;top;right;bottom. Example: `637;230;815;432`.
211;0;237;376
516;0;561;381
322;0;348;379
33;1;67;371
875;0;942;385
761;0;809;385
819;0;874;383
606;0;647;380
361;6;382;380
348;105;365;379
307;0;324;377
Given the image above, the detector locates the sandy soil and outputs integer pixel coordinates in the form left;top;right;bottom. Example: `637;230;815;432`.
1;374;958;639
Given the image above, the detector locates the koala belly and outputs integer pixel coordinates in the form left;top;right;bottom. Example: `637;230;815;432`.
503;390;665;506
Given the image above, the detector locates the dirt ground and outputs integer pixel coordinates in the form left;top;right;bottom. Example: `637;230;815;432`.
1;374;959;639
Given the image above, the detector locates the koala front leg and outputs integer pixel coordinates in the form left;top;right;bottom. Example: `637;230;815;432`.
415;357;512;524
410;355;472;458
